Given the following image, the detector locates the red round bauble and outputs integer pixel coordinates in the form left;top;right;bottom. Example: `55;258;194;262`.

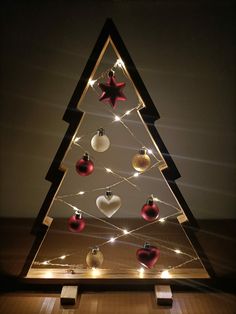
136;243;160;269
68;212;85;233
141;197;160;222
76;153;94;176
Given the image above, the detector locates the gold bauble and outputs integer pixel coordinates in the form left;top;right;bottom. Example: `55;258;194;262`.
132;149;151;172
86;248;104;268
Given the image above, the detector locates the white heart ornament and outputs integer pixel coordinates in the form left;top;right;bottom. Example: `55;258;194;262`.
96;194;121;218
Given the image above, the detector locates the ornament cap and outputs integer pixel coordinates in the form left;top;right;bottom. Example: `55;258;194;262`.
91;247;99;255
97;128;105;136
147;195;154;205
83;152;90;161
105;189;113;199
139;148;147;155
144;242;151;249
75;211;82;219
108;70;114;77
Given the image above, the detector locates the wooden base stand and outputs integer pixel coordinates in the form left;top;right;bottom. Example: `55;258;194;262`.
154;285;173;306
60;285;78;305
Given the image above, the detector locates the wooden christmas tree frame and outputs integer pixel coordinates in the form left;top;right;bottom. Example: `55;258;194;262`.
21;18;214;283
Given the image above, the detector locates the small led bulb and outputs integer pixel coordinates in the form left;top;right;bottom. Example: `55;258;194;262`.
174;249;181;254
114;116;121;122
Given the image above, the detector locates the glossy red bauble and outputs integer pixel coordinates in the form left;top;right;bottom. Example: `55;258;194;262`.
136;243;160;269
141;198;160;222
76;153;94;176
68;213;85;233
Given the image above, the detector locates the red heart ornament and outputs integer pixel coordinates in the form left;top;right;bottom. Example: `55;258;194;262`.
136;244;160;269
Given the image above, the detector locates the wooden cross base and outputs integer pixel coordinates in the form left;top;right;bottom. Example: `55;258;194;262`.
154;285;173;306
60;285;78;305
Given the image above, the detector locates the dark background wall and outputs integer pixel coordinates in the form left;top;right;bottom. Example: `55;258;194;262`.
0;0;235;219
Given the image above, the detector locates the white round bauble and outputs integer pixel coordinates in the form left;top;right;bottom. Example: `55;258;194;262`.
91;129;110;152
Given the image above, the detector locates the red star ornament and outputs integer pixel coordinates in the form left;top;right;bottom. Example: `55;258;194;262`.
99;71;126;108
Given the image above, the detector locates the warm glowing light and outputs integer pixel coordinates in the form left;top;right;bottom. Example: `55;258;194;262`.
105;168;112;173
44;270;53;278
88;78;97;87
109;237;116;243
138;267;145;274
125;110;131;115
114;115;121;122
174;249;181;254
115;58;125;68
123;229;129;235
60;255;66;260
147;149;153;154
42;261;49;265
91;267;100;276
74;137;81;143
138;267;145;278
78;191;85;195
161;270;171;278
159;218;165;223
133;172;140;177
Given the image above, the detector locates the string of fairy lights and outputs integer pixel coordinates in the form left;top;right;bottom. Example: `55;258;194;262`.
36;198;198;277
33;58;201;278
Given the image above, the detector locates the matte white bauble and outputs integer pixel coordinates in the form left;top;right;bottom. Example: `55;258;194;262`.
96;190;121;218
91;128;110;152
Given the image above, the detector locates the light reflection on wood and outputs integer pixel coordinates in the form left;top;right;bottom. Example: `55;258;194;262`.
27;267;209;279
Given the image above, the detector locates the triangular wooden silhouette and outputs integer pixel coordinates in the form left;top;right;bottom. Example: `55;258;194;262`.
21;18;214;281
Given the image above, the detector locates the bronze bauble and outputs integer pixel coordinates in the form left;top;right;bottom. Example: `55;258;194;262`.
86;248;104;268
